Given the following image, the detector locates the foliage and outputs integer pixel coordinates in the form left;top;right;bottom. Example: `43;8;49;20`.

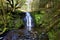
31;0;60;40
0;0;26;34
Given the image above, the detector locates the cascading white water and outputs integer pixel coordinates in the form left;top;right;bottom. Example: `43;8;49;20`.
25;0;33;31
25;12;32;31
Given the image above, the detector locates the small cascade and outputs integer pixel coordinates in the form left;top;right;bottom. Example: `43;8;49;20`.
22;0;35;39
25;12;32;31
25;0;33;31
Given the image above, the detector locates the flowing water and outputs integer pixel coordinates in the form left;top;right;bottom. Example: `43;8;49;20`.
23;12;33;39
22;0;35;39
25;12;32;31
25;0;33;31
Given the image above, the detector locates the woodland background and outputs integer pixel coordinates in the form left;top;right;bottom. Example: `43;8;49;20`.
0;0;60;40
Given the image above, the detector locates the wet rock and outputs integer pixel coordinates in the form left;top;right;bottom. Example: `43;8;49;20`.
3;30;19;40
39;32;49;40
3;30;39;40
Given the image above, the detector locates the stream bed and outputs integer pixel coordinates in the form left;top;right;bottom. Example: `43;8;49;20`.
1;30;39;40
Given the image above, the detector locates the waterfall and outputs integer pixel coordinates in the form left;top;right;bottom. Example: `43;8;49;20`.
25;0;33;31
25;12;32;31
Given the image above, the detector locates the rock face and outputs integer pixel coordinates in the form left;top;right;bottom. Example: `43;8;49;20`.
3;30;39;40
